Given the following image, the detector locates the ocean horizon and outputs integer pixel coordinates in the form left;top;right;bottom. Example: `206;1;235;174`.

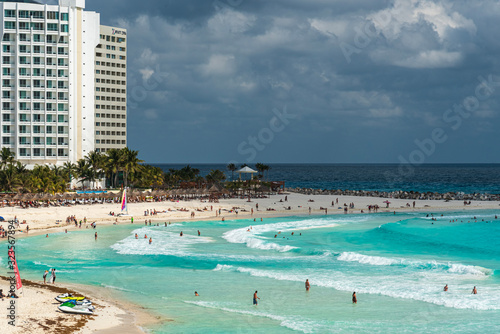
150;163;500;194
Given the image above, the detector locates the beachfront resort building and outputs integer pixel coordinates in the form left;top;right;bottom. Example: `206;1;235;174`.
0;0;128;168
94;25;127;153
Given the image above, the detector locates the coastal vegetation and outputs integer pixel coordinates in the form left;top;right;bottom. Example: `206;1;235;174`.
0;147;271;194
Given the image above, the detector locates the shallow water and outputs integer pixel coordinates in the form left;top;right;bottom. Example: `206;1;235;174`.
2;210;500;333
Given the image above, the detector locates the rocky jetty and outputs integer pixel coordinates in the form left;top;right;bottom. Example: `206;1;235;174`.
286;188;500;201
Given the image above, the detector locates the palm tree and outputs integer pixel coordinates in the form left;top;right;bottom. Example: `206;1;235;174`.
262;164;271;181
75;159;90;189
121;148;143;188
0;163;20;192
226;163;237;181
105;148;123;188
206;169;226;185
255;163;265;178
85;151;104;189
62;161;76;185
0;148;15;170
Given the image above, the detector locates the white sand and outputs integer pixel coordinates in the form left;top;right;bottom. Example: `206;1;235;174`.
0;277;146;334
2;192;499;235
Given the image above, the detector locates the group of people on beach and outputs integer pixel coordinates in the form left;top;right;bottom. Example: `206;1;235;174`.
43;268;57;284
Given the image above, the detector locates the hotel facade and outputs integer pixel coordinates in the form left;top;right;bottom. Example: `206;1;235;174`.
0;0;127;168
94;25;127;153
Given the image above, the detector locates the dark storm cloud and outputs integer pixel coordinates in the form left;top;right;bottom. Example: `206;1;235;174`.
79;0;500;163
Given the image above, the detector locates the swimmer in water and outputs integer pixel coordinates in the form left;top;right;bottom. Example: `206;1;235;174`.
149;237;152;244
472;286;477;294
135;234;138;239
195;291;199;296
180;231;183;237
444;284;448;292
144;234;147;239
305;279;310;291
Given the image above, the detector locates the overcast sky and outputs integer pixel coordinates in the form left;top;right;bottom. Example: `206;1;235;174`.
79;0;500;164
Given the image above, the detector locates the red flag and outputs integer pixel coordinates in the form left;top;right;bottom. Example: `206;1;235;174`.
8;247;22;290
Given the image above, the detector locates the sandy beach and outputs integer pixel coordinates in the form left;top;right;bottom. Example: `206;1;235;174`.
2;192;499;235
1;192;499;333
0;275;157;334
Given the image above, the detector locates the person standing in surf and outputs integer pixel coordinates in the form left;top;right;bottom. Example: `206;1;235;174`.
50;268;56;284
472;286;477;294
305;279;310;291
253;291;260;305
444;285;448;292
352;292;357;304
43;270;48;284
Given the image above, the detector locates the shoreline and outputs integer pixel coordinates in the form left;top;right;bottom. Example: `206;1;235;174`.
3;192;500;239
0;275;163;334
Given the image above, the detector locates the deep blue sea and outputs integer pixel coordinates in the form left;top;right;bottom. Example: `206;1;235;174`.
152;164;500;194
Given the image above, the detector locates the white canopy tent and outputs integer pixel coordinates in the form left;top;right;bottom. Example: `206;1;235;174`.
237;166;258;180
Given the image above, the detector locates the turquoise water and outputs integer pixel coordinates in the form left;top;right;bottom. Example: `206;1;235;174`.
2;210;500;333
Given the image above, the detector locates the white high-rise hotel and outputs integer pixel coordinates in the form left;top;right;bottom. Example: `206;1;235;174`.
0;0;127;167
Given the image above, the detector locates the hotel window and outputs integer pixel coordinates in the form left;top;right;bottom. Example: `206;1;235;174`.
96;140;100;144
58;148;64;156
3;125;10;133
20;148;27;157
47;115;53;123
3;45;10;53
33;148;41;157
58;104;65;112
58;115;65;123
61;25;69;33
2;57;10;65
33;125;41;134
47;11;59;20
96;122;100;126
47;23;58;32
2;137;10;145
119;47;126;52
46;126;53;134
30;11;44;19
61;13;69;21
34;138;42;145
106;45;111;50
4;10;16;18
46;138;53;146
34;46;41;54
2;114;10;121
4;22;15;30
18;11;29;18
31;23;44;31
112;37;116;42
112;55;116;59
2;34;11;42
19;137;28;145
19;22;29;30
106;36;110;41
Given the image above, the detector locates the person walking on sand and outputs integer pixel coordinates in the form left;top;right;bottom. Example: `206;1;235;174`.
43;270;48;284
305;279;310;291
352;292;357;304
472;286;477;294
253;291;260;305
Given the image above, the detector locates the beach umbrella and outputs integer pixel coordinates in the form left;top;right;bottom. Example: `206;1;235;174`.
12;194;22;201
